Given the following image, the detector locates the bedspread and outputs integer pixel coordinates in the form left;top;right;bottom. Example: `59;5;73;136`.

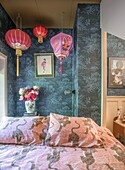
0;141;125;170
0;115;125;170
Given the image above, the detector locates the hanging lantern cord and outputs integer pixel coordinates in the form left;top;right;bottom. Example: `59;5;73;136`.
16;13;22;29
61;11;64;33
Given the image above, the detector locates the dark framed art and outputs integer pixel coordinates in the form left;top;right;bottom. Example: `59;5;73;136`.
108;57;125;88
34;53;54;78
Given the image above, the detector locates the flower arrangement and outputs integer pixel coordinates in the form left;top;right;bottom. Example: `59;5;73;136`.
19;86;39;101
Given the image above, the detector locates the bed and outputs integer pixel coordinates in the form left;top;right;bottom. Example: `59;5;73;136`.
0;112;125;170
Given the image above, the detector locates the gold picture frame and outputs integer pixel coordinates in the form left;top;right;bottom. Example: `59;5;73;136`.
34;53;54;78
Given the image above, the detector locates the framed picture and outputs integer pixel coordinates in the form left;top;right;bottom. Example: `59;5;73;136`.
108;57;125;88
34;53;54;78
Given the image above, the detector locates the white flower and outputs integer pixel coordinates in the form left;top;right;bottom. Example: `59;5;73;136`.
19;96;24;100
33;86;39;90
19;88;26;95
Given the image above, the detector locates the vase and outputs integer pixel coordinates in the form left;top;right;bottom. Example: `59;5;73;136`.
25;100;35;113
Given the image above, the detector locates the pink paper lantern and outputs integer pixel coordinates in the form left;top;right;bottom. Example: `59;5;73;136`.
50;32;72;74
33;25;48;43
5;29;31;76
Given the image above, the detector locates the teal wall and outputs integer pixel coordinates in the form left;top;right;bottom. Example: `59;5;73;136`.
0;3;103;125
0;4;16;117
0;4;74;117
74;4;101;125
16;29;74;117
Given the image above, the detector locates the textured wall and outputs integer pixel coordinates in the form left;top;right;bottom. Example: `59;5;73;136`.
75;4;101;124
0;4;16;117
0;4;73;117
0;3;102;125
72;8;78;117
16;29;73;117
107;33;125;96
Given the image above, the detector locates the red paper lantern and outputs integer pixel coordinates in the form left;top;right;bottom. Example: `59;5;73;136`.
5;29;31;76
33;25;48;43
50;32;72;74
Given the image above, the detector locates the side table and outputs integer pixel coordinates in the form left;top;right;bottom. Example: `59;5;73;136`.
113;119;125;145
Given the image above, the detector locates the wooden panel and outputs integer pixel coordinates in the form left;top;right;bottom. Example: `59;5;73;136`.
106;96;125;133
122;101;125;115
101;31;107;127
113;120;125;145
113;121;124;137
106;101;118;132
0;52;7;118
0;0;101;28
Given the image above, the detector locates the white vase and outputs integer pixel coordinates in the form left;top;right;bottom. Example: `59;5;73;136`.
25;100;35;113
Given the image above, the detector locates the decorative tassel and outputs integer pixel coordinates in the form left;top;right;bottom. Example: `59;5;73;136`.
16;49;22;76
38;36;43;43
16;56;19;76
60;58;63;74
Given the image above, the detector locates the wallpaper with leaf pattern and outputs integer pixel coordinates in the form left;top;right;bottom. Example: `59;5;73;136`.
0;4;16;117
0;3;111;125
75;4;101;125
1;3;125;124
16;28;73;117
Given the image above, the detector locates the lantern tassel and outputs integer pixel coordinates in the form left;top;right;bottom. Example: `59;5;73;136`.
60;60;62;74
38;36;43;43
16;56;19;76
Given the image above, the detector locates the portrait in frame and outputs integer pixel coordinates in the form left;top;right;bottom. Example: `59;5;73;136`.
108;57;125;88
34;53;54;78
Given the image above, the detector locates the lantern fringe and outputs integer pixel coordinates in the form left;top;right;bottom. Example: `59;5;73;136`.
59;57;63;74
60;61;62;74
16;56;19;76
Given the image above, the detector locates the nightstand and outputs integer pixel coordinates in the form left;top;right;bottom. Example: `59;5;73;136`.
113;119;125;145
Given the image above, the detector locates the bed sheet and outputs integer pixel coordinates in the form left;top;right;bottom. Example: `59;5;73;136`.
0;140;125;170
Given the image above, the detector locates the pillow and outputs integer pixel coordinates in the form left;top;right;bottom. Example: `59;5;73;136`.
45;113;100;147
0;116;49;145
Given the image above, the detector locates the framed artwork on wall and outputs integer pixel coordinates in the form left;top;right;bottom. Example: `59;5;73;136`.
108;57;125;88
34;53;54;78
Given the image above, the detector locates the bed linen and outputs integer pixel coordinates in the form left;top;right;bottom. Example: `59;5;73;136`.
0;116;49;145
0;142;125;170
0;128;125;170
